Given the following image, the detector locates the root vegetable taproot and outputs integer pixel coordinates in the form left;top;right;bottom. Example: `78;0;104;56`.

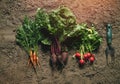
51;53;57;63
87;53;91;58
79;59;85;65
28;50;40;68
84;54;88;60
75;52;81;59
89;56;95;63
61;51;68;64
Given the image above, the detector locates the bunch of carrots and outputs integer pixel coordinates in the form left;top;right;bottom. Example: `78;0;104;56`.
28;50;40;68
16;16;42;71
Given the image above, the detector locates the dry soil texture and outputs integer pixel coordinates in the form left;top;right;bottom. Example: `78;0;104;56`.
0;0;120;84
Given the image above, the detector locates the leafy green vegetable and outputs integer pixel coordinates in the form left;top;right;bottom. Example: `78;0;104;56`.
34;8;52;45
68;23;102;53
16;6;102;69
46;6;77;43
35;6;77;66
81;25;102;52
16;16;41;54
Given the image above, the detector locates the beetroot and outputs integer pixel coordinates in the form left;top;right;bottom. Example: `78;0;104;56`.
61;52;68;62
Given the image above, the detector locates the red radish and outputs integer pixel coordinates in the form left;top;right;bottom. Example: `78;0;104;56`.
89;57;95;63
79;59;85;65
91;54;95;57
91;54;95;60
87;52;91;58
84;54;88;60
75;52;81;59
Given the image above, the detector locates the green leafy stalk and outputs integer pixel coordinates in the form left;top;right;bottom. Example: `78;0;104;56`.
71;23;102;54
37;6;77;54
16;16;41;55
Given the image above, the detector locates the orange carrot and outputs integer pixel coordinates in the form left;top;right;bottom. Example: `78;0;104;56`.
33;51;38;66
28;50;41;68
28;50;33;66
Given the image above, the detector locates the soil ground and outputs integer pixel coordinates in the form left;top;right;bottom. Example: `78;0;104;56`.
0;0;120;84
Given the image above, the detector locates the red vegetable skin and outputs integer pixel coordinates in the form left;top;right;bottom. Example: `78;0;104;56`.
84;54;88;60
51;53;57;63
51;44;57;64
61;52;68;62
91;54;95;57
89;57;95;63
79;59;85;65
87;53;91;58
75;52;81;58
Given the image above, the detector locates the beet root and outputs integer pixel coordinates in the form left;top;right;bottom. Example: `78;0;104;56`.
61;51;68;65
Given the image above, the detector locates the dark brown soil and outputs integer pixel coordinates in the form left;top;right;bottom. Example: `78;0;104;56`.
0;0;120;84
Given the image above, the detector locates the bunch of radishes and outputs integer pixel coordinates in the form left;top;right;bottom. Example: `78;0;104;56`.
71;24;102;67
74;52;95;66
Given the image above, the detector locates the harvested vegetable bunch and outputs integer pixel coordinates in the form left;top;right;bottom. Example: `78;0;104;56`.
16;16;42;69
71;23;102;66
48;6;76;65
16;6;102;70
38;6;77;68
16;8;49;70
